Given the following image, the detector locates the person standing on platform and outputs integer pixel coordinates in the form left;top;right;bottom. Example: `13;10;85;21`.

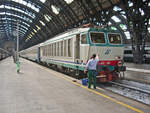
84;54;99;89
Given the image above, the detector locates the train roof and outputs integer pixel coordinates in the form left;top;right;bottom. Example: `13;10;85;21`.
20;44;40;52
40;27;120;46
40;27;90;46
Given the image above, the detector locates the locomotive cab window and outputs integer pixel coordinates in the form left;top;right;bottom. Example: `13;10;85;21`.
90;32;105;43
108;34;121;44
81;34;87;44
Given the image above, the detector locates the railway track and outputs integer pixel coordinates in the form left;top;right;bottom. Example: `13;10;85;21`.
101;80;150;105
109;81;150;95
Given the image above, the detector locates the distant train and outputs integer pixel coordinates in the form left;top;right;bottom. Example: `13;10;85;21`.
124;46;150;63
0;49;9;60
20;26;126;82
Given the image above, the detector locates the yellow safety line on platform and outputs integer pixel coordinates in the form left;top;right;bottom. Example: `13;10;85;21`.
32;61;145;113
54;75;144;113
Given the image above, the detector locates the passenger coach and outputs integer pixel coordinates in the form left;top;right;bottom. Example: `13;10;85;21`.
20;26;126;82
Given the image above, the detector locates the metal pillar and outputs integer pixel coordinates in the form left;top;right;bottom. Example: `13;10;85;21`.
16;21;19;62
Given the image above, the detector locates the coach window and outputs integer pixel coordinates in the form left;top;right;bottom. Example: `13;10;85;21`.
59;42;61;56
61;41;63;56
56;43;58;56
68;39;71;57
45;46;47;56
58;42;59;56
49;45;51;56
43;47;44;56
59;42;60;56
51;44;52;56
51;44;53;56
49;45;50;56
45;46;46;56
64;40;67;57
43;47;45;56
48;45;50;56
53;43;55;56
55;43;56;56
81;34;87;44
46;46;48;56
48;45;49;56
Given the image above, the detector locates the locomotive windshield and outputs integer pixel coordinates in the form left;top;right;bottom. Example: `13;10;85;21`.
90;32;105;43
108;33;121;44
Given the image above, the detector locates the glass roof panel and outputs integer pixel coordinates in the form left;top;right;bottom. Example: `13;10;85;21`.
22;0;27;5
124;31;131;39
113;6;122;11
120;24;127;30
64;0;74;4
128;1;133;7
36;25;40;30
139;8;144;16
121;14;127;19
1;5;35;19
40;0;46;3
0;12;5;15
111;26;117;30
120;11;125;15
39;20;45;26
33;29;37;33
148;27;150;33
108;21;112;25
3;12;32;23
0;5;4;8
27;2;32;8
51;5;60;15
44;14;52;22
111;16;121;22
11;0;40;12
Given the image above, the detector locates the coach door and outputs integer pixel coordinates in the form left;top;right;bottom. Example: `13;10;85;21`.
37;47;40;63
75;34;80;59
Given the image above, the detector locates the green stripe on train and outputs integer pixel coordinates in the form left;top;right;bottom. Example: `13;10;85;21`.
42;59;85;71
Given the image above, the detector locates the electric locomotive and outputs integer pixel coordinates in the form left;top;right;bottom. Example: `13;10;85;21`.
20;25;126;82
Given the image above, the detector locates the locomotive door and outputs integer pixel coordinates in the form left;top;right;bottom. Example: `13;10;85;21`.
75;34;80;59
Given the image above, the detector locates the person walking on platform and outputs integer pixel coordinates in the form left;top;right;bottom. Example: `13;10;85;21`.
16;60;20;73
12;50;17;63
84;54;99;89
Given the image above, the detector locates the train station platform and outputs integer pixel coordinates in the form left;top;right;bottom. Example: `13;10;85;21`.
125;63;150;84
0;57;149;113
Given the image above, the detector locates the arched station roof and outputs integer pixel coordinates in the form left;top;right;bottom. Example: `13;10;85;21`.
0;0;149;50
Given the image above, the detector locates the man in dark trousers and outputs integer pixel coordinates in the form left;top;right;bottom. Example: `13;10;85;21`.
84;54;99;89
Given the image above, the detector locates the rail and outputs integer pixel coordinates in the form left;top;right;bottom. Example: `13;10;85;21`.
109;81;150;95
126;67;150;74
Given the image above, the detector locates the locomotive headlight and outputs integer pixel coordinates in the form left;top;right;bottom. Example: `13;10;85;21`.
115;56;121;60
117;61;122;67
107;62;110;64
100;62;104;65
